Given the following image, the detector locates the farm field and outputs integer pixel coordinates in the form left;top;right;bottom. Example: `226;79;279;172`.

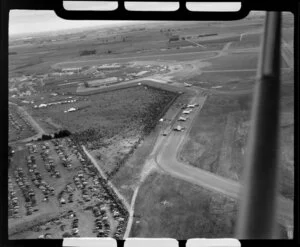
130;172;288;239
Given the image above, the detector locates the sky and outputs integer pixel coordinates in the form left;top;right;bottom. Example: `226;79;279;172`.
9;1;243;36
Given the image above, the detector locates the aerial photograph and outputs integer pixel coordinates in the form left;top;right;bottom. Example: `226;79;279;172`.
8;9;294;240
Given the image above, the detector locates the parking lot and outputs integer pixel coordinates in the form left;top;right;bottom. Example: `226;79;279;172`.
9;137;129;239
9;105;36;142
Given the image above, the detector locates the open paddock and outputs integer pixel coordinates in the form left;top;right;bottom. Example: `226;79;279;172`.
229;33;262;49
180;82;294;200
203;52;260;71
191;70;256;83
130;172;288;238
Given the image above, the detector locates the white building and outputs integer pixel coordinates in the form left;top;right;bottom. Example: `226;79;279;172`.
64;107;77;113
61;67;81;73
135;71;148;77
38;104;47;108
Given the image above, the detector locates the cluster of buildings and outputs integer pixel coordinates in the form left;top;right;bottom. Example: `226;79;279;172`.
33;98;77;109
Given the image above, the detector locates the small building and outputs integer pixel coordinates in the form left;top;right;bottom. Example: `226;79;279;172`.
135;71;148;77
64;107;76;113
39;104;47;108
97;64;121;70
68;107;76;112
61;67;81;73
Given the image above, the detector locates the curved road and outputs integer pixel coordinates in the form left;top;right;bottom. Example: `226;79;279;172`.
152;95;294;227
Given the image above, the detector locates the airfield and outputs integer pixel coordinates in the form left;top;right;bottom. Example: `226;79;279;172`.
8;13;294;239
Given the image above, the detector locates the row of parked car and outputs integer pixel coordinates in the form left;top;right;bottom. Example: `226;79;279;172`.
65;137;130;238
9;112;24;132
40;145;61;178
8;176;20;217
26;149;55;202
52;140;73;170
9;108;36;136
92;205;110;237
14;167;37;215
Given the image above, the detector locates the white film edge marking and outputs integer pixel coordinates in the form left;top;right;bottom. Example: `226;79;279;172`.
187;238;241;247
63;237;117;247
124;238;178;247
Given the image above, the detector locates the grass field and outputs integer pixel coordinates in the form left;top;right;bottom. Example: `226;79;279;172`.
204;52;259;71
130;172;238;238
229;33;262;49
130;171;288;238
180;82;294;200
180;93;252;180
190;71;256;87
